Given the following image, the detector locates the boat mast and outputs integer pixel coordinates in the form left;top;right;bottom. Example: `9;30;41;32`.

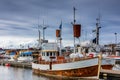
73;7;76;53
96;16;101;45
37;17;41;48
56;21;62;56
42;20;48;40
38;20;49;43
59;21;62;56
38;27;41;47
72;7;81;53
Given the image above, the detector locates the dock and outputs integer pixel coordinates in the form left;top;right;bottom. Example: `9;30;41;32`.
99;69;120;80
0;60;32;69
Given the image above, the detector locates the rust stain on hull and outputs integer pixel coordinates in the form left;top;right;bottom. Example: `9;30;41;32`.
101;65;113;70
33;65;98;77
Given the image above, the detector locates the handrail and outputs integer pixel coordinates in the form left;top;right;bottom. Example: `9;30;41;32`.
35;57;98;64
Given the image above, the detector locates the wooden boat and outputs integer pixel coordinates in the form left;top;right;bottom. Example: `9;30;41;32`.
77;42;115;70
32;43;98;77
32;43;114;78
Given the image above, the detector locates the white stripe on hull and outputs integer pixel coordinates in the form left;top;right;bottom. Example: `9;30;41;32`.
32;58;98;70
102;58;115;65
32;63;49;70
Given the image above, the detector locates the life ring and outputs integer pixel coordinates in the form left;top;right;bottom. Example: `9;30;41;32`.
89;53;94;58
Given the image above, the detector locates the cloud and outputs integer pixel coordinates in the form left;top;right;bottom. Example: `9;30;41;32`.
0;0;120;48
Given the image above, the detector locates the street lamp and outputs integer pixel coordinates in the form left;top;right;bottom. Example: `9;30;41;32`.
38;29;41;46
114;32;117;44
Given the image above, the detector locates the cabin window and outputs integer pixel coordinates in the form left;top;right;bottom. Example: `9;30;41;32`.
57;52;59;56
42;52;45;56
53;52;55;56
23;54;25;57
50;52;52;56
47;52;49;56
44;52;46;56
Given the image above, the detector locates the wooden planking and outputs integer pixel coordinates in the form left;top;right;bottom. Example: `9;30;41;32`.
100;69;120;75
33;65;98;77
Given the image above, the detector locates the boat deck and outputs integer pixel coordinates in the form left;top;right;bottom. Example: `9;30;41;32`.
37;57;97;64
101;69;120;74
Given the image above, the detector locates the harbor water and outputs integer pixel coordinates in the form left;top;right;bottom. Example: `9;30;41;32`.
0;64;120;80
0;65;83;80
0;65;62;80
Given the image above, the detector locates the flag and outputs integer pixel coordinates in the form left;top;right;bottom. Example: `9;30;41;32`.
92;38;96;43
59;21;62;38
59;21;62;30
92;29;96;32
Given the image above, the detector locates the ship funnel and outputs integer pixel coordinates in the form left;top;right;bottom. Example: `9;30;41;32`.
73;24;81;38
56;29;61;37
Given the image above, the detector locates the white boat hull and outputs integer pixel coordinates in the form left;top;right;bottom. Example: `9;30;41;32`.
32;57;99;77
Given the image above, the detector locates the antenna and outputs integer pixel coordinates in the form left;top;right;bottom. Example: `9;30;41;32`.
73;7;76;24
38;20;49;40
38;27;41;45
37;16;41;48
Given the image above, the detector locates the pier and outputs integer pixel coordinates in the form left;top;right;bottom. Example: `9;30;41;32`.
99;69;120;79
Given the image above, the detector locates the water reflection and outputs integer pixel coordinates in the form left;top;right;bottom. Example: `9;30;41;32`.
0;66;50;80
1;64;120;80
0;66;74;80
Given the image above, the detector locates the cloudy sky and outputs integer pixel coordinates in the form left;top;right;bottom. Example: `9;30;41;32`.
0;0;120;48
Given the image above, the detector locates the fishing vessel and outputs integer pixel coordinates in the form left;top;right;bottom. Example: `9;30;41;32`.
5;50;18;61
32;42;101;77
17;50;39;62
32;42;115;78
32;7;115;78
17;51;33;62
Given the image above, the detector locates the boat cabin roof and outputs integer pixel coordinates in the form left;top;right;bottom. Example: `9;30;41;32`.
42;43;58;51
20;51;32;55
42;50;58;52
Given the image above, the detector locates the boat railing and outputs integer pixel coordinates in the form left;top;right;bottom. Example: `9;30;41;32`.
35;56;97;64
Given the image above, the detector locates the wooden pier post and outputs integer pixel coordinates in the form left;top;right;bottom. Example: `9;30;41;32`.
97;53;102;79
